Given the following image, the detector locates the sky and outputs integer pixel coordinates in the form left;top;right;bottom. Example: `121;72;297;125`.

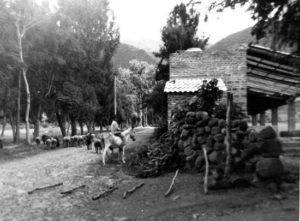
109;0;256;51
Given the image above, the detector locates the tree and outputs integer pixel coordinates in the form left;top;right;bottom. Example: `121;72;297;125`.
53;0;119;134
128;60;155;126
209;0;300;58
155;2;209;81
26;14;66;138
146;80;168;125
1;0;50;144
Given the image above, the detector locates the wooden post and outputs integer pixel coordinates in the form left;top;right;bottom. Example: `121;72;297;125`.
224;92;233;178
251;115;257;126
288;99;296;131
114;75;117;115
259;112;266;126
271;107;278;126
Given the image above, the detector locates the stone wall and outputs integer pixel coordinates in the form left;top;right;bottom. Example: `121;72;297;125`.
167;49;247;121
167;93;194;124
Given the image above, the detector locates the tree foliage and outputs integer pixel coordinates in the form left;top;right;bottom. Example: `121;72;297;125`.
0;0;120;139
155;2;209;81
209;0;300;56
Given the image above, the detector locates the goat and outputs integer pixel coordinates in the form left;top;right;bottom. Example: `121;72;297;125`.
45;138;52;149
94;134;105;154
35;137;41;147
41;134;51;144
63;136;71;147
86;133;95;150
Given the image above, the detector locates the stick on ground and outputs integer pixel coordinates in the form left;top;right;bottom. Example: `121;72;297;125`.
164;169;179;197
202;147;209;194
28;182;63;195
92;186;118;200
123;183;144;199
60;185;86;195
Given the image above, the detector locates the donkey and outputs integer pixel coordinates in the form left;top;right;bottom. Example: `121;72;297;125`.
102;126;136;165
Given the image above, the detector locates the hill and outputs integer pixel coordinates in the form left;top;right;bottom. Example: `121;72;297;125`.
208;27;294;53
112;43;157;69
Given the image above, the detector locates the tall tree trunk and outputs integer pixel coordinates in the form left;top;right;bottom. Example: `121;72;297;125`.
140;93;143;127
33;104;41;139
18;33;31;144
100;122;103;132
16;71;21;143
8;112;17;143
1;115;7;137
66;114;70;136
16;21;31;144
56;112;66;137
86;121;92;133
22;68;31;144
70;116;77;136
79;122;84;135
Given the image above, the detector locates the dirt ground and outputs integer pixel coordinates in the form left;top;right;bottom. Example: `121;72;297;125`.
0;127;299;221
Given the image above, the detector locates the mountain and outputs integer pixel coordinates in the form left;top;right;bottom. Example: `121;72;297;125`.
123;39;161;54
208;27;254;52
112;43;158;69
208;27;294;53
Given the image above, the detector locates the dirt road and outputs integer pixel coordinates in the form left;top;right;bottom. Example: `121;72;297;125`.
0;127;298;221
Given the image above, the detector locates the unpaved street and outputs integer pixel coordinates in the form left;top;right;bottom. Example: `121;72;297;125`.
0;127;298;221
0;146;129;221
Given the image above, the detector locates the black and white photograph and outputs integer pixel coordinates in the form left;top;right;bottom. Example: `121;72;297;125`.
0;0;299;220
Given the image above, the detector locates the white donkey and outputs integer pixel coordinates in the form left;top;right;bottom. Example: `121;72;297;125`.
102;126;136;165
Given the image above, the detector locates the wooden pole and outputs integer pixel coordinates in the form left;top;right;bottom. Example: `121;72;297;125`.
202;146;209;194
251;115;257;126
271;107;278;126
114;75;117;115
259;112;266;126
224;92;233;178
288;99;296;131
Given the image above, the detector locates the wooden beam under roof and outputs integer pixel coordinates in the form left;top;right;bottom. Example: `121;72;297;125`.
247;77;299;95
247;60;299;79
247;88;289;99
247;55;296;73
247;44;298;67
247;70;300;87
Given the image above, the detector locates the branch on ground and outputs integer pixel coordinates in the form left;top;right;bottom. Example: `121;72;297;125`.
92;186;118;200
123;183;144;199
28;182;63;195
164;169;179;197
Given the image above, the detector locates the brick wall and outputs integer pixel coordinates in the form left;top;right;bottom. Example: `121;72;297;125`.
167;49;247;122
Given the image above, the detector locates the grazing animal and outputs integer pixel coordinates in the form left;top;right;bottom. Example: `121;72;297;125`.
77;135;84;147
53;137;60;148
41;134;50;144
94;134;105;154
45;138;52;149
86;133;95;150
102;127;136;165
63;136;71;147
51;137;57;149
35;137;41;146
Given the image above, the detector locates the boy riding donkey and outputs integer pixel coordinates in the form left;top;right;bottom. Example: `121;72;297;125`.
102;113;138;165
110;115;125;146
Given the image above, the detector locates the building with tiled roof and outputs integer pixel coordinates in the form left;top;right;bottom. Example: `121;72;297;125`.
164;46;300;131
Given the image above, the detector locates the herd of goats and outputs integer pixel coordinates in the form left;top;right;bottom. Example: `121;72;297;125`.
35;133;105;154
